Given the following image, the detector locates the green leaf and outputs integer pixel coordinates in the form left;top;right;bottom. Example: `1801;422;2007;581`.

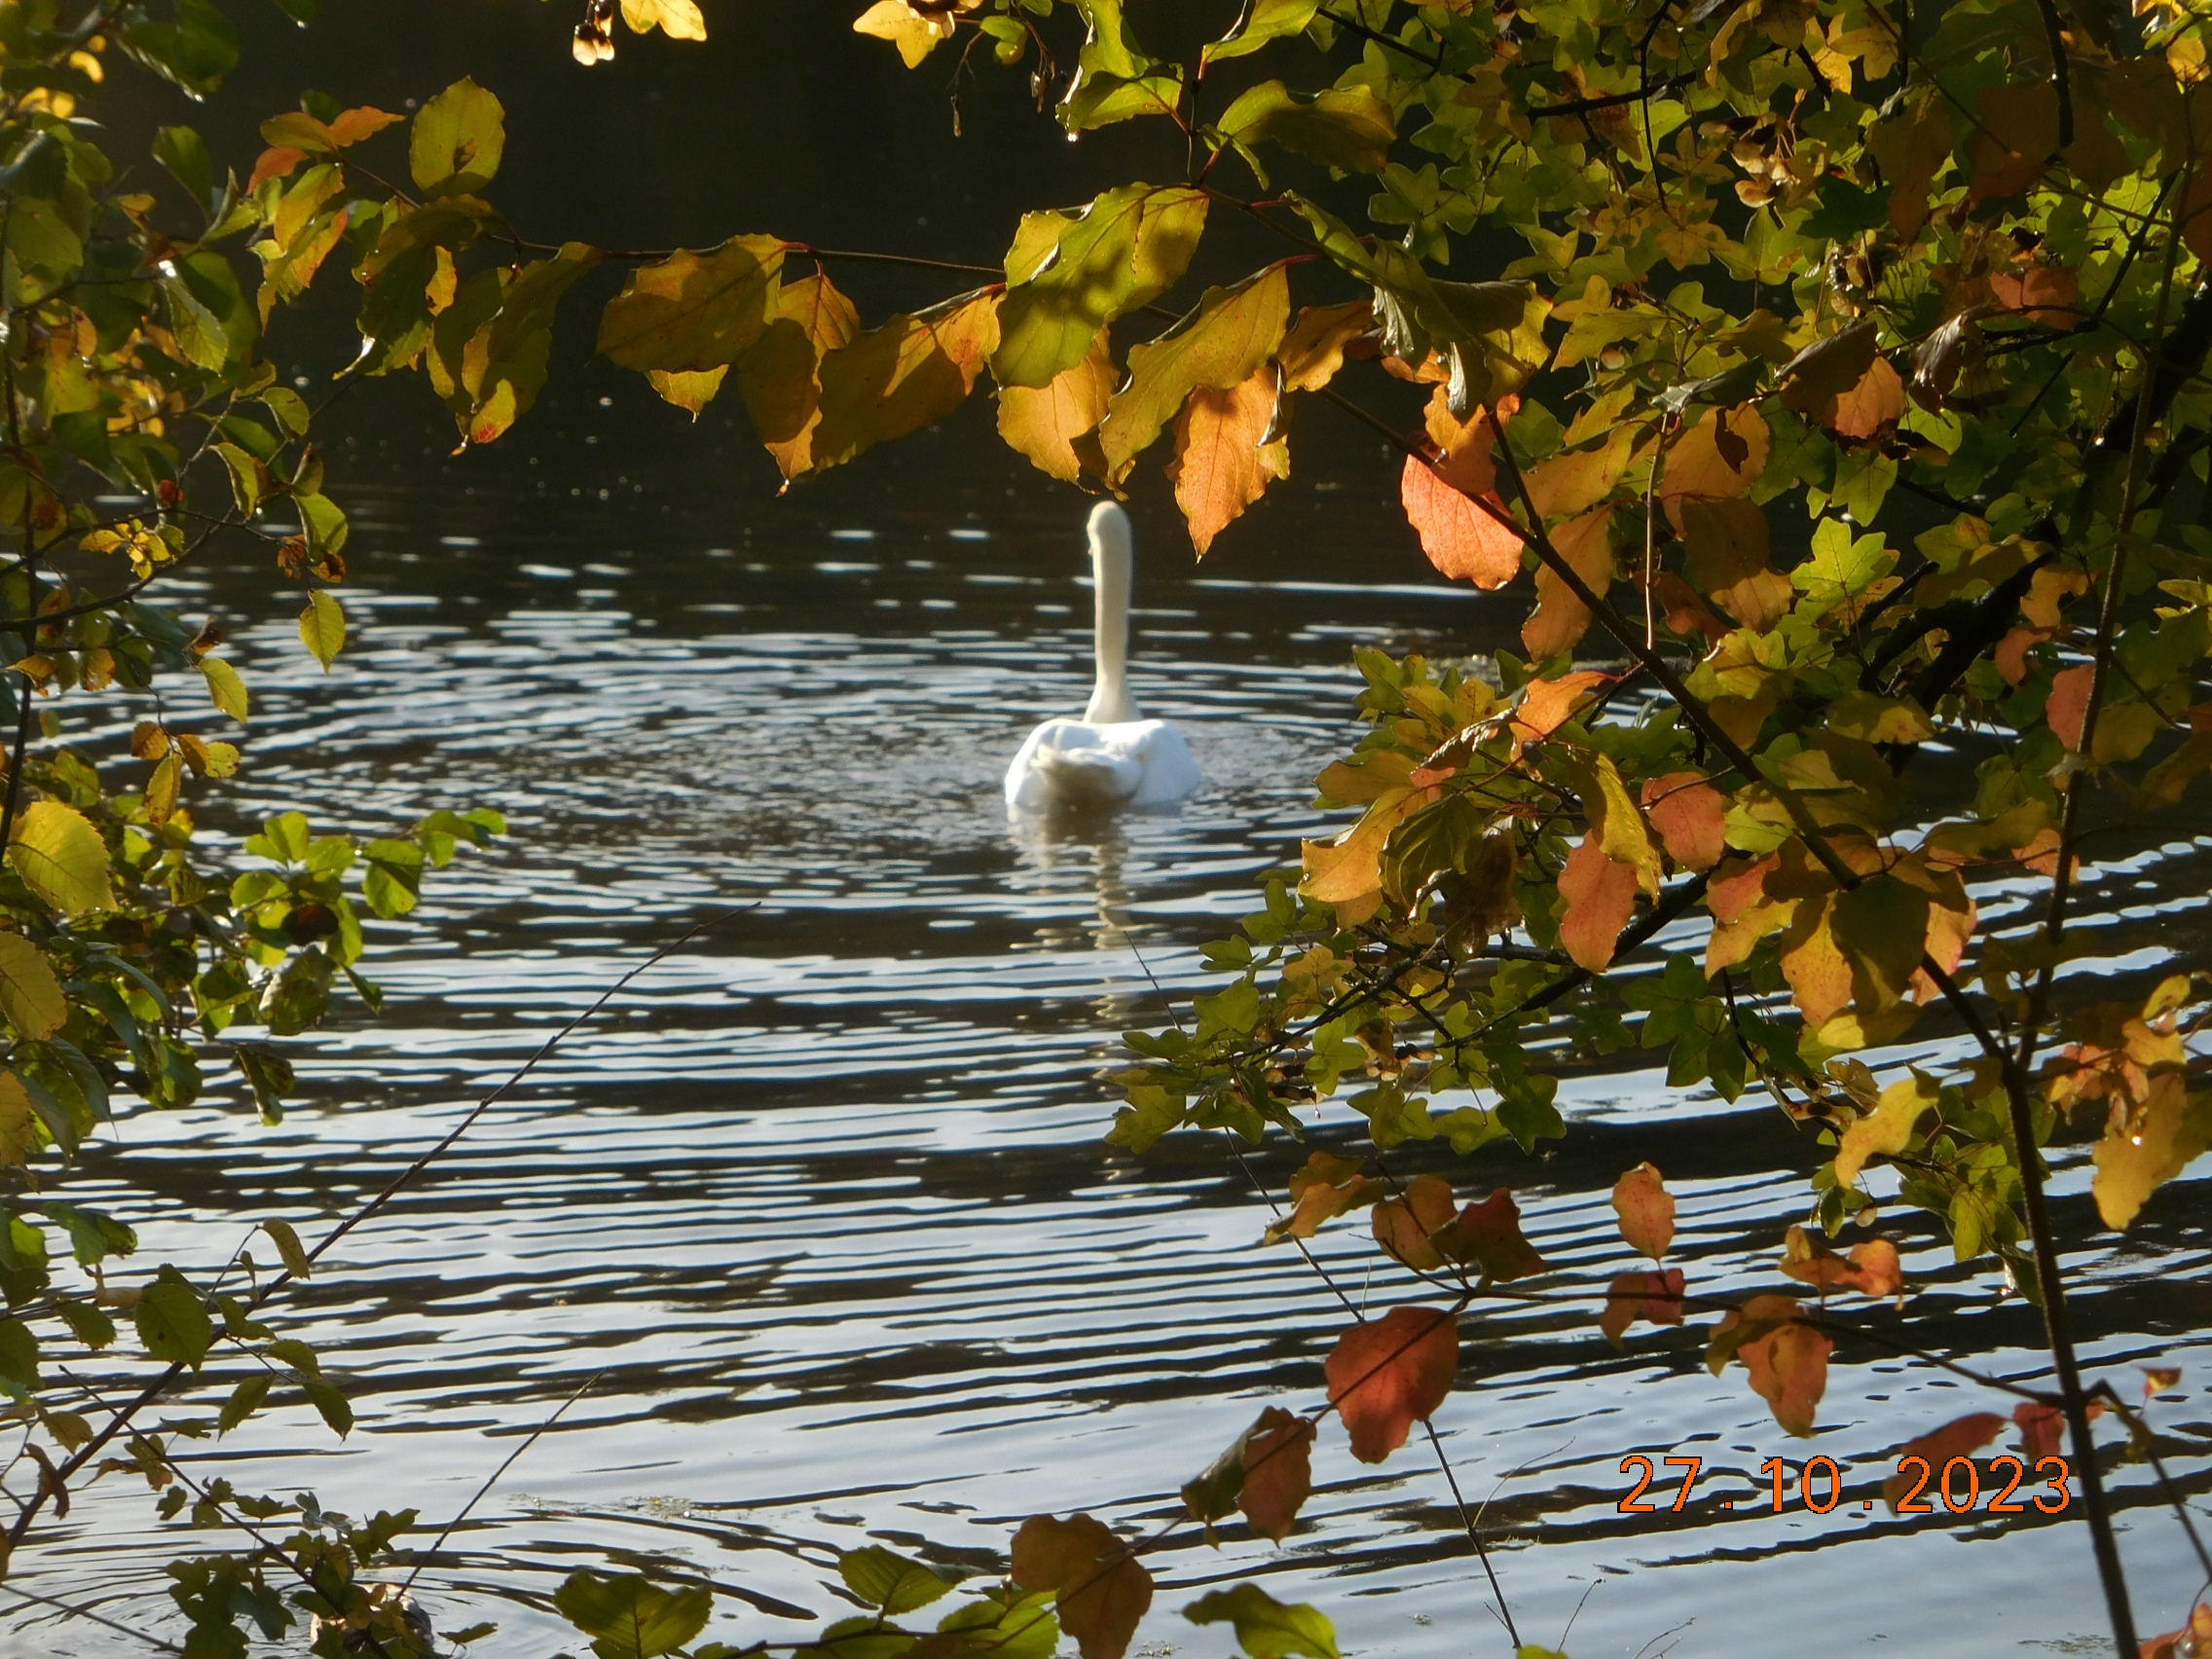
1203;0;1319;65
302;1376;353;1438
0;933;67;1041
1216;81;1395;174
199;654;250;720
299;591;344;669
135;1266;214;1369
838;1546;955;1615
218;1374;272;1432
118;0;240;96
1097;263;1290;480
8;800;116;916
553;1570;714;1659
0;1317;38;1396
1183;1586;1339;1659
409;77;505;196
597;237;786;374
262;1217;312;1279
991;184;1208;387
154;124;216;205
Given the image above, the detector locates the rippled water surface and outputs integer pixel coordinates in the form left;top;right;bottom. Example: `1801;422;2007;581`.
4;411;2207;1659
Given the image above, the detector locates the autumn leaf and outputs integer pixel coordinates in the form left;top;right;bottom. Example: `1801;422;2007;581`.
811;290;1000;472
1825;356;1907;440
621;0;706;41
1278;300;1373;392
999;332;1115;483
1010;1513;1153;1659
1612;1163;1675;1260
1509;671;1608;748
1239;1407;1315;1542
1098;264;1289;481
993;185;1209;388
1521;508;1614;658
1184;1585;1341;1659
1779;1225;1903;1298
2090;1075;2212;1230
1325;1306;1458;1463
1429;1187;1547;1280
598;237;787;376
1265;1150;1383;1244
1169;368;1290;556
1658;405;1769;499
409;78;504;197
1881;1413;2006;1510
0;933;65;1041
1558;833;1639;972
1372;1173;1456;1271
1400;419;1522;588
738;273;861;478
2142;1604;2212;1659
1968;82;2057;202
1708;1294;1830;1436
9;800;115;916
853;0;953;67
1641;772;1726;869
1600;1269;1686;1347
1834;1070;1937;1188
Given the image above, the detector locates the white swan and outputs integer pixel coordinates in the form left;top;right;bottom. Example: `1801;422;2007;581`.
1005;502;1200;813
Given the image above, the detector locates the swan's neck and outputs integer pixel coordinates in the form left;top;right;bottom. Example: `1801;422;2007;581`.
1084;512;1140;724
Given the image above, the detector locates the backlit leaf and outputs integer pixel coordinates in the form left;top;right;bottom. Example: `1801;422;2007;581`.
1169;368;1289;556
838;1545;954;1615
1265;1149;1383;1244
1558;833;1638;972
812;289;999;472
993;185;1209;388
409;78;504;196
0;934;65;1041
299;591;345;670
998;332;1115;483
1372;1172;1456;1271
9;801;115;917
553;1570;713;1659
1641;772;1726;870
621;0;706;40
1217;80;1395;174
1780;1225;1903;1297
2091;1078;2212;1230
1238;1408;1314;1542
854;0;954;67
1429;1188;1546;1280
1600;1268;1686;1347
1278;300;1374;393
597;237;787;375
134;1266;213;1369
199;655;248;721
740;273;861;479
1708;1294;1829;1436
1324;1305;1457;1462
1612;1163;1674;1259
1202;0;1319;66
1097;264;1290;482
1010;1512;1152;1659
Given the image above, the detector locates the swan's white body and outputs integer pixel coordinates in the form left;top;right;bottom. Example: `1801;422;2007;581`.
1005;502;1200;813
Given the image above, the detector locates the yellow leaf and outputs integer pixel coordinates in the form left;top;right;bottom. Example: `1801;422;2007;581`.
597;237;787;375
199;656;249;723
300;591;345;670
0;933;66;1041
620;0;706;40
1834;1070;1937;1188
0;1070;36;1166
1096;264;1290;482
8;800;115;917
2092;1078;2212;1231
853;0;953;67
811;290;1000;473
997;333;1115;483
739;274;862;480
645;367;727;417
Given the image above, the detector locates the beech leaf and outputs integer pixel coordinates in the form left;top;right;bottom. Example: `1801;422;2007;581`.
1708;1295;1830;1436
998;333;1115;484
1372;1172;1456;1270
597;237;787;376
1097;264;1290;481
1881;1413;2007;1510
812;290;1000;472
1429;1187;1547;1280
1600;1268;1686;1347
993;185;1209;388
9;801;115;916
1010;1513;1153;1659
1169;367;1290;555
1325;1306;1458;1463
0;934;65;1041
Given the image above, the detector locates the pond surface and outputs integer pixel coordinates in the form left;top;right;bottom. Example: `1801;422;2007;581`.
5;407;2210;1659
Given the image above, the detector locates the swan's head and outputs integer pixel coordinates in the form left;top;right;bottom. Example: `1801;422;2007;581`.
1086;500;1132;563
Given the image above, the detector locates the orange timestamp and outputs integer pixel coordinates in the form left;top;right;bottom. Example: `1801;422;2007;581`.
1617;1452;2077;1515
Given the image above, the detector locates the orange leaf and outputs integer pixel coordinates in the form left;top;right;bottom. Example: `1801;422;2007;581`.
1267;1150;1383;1244
1612;1162;1675;1259
2013;1396;2104;1460
1373;1172;1457;1270
248;145;310;193
1825;355;1907;441
1010;1513;1153;1659
1169;368;1290;557
1509;670;1608;747
2047;662;2095;752
1659;405;1769;500
1989;265;2081;327
739;273;861;479
1779;1225;1903;1297
1278;299;1373;393
998;332;1115;483
1601;1267;1686;1347
1521;507;1615;659
1401;454;1522;587
1710;1294;1830;1436
1239;1407;1315;1542
1558;833;1639;972
1430;1187;1547;1280
1882;1413;2007;1510
1641;772;1726;870
1676;497;1790;629
1325;1306;1459;1463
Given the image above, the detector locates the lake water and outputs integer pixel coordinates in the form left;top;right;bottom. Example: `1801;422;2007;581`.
13;7;2212;1651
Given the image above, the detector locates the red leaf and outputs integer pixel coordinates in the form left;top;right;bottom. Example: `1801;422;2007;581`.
1325;1306;1459;1463
1431;1187;1547;1280
1010;1513;1153;1659
1600;1268;1686;1347
1558;833;1639;972
1641;772;1727;870
1611;1162;1675;1259
1882;1413;2008;1510
1401;454;1523;588
2012;1396;2105;1460
2047;662;2095;752
1239;1407;1315;1542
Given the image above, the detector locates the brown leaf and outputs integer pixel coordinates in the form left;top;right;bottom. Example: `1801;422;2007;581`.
1611;1163;1675;1260
998;332;1115;484
1641;772;1726;870
1009;1513;1153;1659
1325;1306;1458;1463
1825;355;1907;440
1372;1173;1456;1271
1881;1412;2007;1510
1430;1187;1547;1280
1709;1294;1830;1437
1558;833;1639;972
1601;1267;1686;1347
1266;1150;1383;1244
1968;82;2057;202
1988;265;2080;328
1169;368;1290;556
1239;1407;1315;1542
